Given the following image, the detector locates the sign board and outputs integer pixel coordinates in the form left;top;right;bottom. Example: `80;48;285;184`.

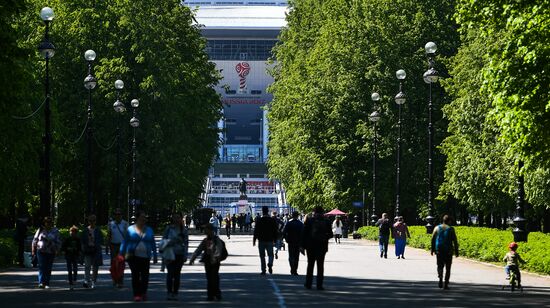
352;201;364;208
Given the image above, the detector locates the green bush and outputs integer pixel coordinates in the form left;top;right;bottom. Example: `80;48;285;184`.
0;230;16;267
357;226;550;276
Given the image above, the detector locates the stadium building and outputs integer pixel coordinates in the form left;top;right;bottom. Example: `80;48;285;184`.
185;0;289;215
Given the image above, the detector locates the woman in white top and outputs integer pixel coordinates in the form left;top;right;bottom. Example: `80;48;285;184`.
332;216;343;244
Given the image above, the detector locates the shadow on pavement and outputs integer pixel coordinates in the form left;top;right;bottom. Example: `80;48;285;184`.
1;261;549;307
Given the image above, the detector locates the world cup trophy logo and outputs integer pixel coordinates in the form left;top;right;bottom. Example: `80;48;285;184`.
235;62;250;93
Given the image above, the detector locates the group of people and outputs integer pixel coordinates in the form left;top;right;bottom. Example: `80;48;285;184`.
29;209;227;302
253;205;334;290
25;208;527;300
375;213;525;290
375;213;411;259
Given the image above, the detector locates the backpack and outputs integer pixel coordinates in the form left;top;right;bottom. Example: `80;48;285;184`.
435;225;452;253
310;217;328;241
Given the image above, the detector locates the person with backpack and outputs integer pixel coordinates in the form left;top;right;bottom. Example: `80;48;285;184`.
375;213;391;258
189;223;228;301
431;215;459;290
300;206;333;290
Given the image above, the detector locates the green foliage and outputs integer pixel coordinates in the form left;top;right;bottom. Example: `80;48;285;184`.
2;0;222;224
0;230;17;267
358;226;550;275
268;0;459;216
443;0;550;222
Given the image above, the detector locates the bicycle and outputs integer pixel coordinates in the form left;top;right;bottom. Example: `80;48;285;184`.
502;268;523;292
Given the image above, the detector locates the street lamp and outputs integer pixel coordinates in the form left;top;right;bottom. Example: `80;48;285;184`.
38;7;55;219
113;80;125;212
395;69;406;218
84;49;97;215
129;99;140;224
369;92;381;224
512;161;528;242
424;42;439;234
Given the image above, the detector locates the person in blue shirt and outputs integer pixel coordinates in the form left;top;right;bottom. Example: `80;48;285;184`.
120;210;157;302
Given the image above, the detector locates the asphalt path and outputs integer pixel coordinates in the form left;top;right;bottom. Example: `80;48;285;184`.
1;234;549;307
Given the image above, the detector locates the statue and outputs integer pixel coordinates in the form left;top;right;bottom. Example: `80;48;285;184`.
238;178;247;199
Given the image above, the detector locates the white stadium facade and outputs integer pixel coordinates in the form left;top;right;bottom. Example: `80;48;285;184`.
184;1;289;215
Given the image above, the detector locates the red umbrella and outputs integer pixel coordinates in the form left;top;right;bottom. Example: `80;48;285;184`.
324;208;347;216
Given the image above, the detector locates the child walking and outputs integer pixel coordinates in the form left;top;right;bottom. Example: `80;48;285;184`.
189;223;228;301
61;226;81;290
504;242;525;287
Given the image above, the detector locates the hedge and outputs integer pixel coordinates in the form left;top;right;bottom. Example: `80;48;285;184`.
357;226;550;276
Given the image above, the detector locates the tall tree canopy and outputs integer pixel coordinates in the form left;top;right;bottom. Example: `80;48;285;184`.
1;0;221;225
268;0;459;219
441;0;550;229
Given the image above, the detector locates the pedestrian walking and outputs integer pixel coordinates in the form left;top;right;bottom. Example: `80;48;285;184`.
162;212;189;301
393;216;411;259
120;210;158;302
14;215;29;267
189;223;228;301
209;213;220;236
81;214;103;289
332;216;343;244
375;213;391;258
238;213;245;232
273;212;285;259
231;214;237;233
253;206;278;275
61;225;81;290
224;214;231;239
31;216;61;289
282;211;304;275
301;206;333;290
107;208;128;287
431;215;459;290
244;213;251;232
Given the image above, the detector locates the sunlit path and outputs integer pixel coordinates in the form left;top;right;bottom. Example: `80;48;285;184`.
1;234;549;307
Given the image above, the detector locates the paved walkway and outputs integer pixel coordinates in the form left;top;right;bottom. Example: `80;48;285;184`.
1;235;549;307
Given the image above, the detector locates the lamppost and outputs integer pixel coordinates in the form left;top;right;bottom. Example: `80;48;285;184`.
38;7;55;219
113;80;126;212
423;42;439;234
369;92;381;224
129;99;140;224
83;50;97;215
512;161;528;242
395;69;406;218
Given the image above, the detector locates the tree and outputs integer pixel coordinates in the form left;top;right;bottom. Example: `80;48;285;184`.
268;0;459;220
9;0;221;225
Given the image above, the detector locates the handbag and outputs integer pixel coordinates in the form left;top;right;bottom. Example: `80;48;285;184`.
162;246;175;262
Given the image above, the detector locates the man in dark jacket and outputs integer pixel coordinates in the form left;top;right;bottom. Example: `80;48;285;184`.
301;206;333;290
283;211;304;275
375;213;391;258
253;206;278;275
